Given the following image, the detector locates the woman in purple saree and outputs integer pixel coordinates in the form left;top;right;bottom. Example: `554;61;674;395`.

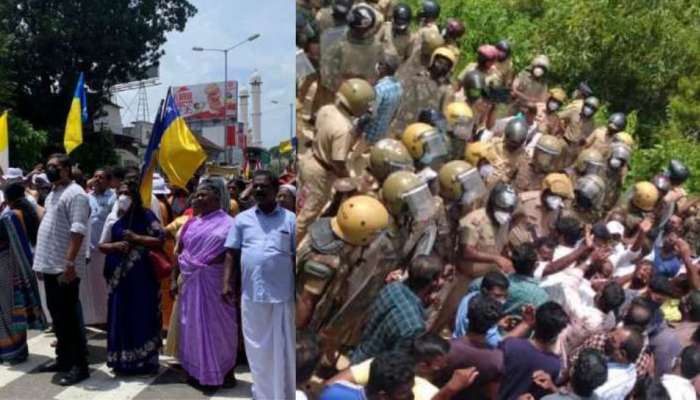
177;178;238;387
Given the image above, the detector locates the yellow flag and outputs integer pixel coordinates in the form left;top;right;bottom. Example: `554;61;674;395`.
279;139;292;154
0;111;8;172
64;73;87;154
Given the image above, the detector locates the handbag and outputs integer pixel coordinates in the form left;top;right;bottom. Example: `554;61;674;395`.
148;249;173;280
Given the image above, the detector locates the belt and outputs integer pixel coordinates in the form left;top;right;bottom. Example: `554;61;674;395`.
313;154;335;172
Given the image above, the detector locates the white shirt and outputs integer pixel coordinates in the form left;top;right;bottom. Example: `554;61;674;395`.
33;182;90;275
594;362;636;400
610;243;641;276
661;374;697;400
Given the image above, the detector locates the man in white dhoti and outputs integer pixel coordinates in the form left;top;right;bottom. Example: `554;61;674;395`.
224;170;296;400
80;168;115;325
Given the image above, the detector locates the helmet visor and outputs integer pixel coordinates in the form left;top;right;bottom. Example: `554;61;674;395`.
402;183;436;221
457;168;486;205
420;131;449;165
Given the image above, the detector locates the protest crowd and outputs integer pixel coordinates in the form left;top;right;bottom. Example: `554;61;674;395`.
0;150;298;399
296;1;700;399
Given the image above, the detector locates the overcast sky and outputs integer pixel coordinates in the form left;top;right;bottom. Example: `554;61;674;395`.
113;0;295;148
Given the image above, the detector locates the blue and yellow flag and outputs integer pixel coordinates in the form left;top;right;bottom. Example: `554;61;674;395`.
64;73;88;154
139;100;165;203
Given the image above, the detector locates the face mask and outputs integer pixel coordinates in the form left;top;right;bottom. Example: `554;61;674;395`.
46;167;61;183
532;67;545;78
545;195;564;210
547;100;560;112
582;106;595;118
479;164;494;179
609;158;623;169
172;197;187;215
117;195;132;212
493;210;511;225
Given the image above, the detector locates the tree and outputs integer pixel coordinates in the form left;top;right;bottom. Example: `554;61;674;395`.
8;115;48;172
1;0;197;141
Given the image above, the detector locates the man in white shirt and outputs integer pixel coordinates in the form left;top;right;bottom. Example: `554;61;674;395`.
662;345;700;400
32;154;90;386
593;328;644;400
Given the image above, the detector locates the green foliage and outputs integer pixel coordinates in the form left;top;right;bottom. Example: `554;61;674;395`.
69;129;119;175
0;0;197;148
8;115;48;172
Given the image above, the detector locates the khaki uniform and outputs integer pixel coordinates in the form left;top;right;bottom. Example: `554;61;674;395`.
491;58;515;89
487;137;528;185
511;70;548;111
563;206;604;226
315;7;335;32
321;34;384;94
601;167;625;212
367;0;393;19
390;196;451;263
509;191;562;246
390;70;449;135
585;127;614;158
512;160;547;194
297;104;354;242
431;208;508;332
539;112;564;137
377;22;414;62
559;107;595;167
683;211;700;256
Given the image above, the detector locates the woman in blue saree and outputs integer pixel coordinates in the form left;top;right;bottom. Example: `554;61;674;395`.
99;180;163;375
0;182;45;364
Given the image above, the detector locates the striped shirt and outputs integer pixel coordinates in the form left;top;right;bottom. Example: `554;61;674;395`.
364;76;402;144
33;182;90;275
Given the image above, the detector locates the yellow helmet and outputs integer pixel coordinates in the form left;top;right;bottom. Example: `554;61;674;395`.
368;138;415;181
421;29;445;58
613;131;635;147
575;148;605;175
444;102;474;126
464;141;490;165
337;78;375;117
631;181;659;212
548;87;567;103
381;170;424;215
531;54;551;70
331;195;389;246
438;160;473;200
431;46;457;67
542;173;574;199
401;122;437;159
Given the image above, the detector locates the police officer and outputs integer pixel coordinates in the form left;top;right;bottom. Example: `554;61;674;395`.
297;78;375;243
510;54;550;112
570;147;606;181
492;39;515;92
392;46;456;134
510;173;575;246
456;44;502;90
611;181;659;240
377;3;414;62
320;4;385;96
401;122;451;171
442;18;466;59
513;134;566;193
296;195;394;355
367;137;415;183
566;173;607;225
560;96;600;167
665;159;691;212
444;102;475;160
585;112;627;157
488;117;529;184
431;182;518;332
415;0;441;39
316;0;352;32
601;142;632;211
539;87;567;136
461;70;495;136
465;140;500;190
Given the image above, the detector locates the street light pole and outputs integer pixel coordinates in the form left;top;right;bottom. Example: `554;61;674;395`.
192;33;260;164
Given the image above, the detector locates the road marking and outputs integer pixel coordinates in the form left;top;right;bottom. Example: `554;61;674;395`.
0;332;55;388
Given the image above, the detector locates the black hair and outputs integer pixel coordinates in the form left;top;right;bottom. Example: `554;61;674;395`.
366;350;416;397
48;153;73;178
412;332;450;363
111;166;126;181
121;179;144;215
406;254;443;293
467;295;503;335
555;216;582;247
72;166;86;188
649;275;674;297
296;330;321;385
591;222;611;241
691;325;700;345
3;182;40;246
533;301;569;343
634;377;670;400
511;242;538;276
534;236;558;250
481;271;509;292
621;328;644;363
623;297;654;330
680;345;700;379
253;169;280;191
685;290;700;322
571;348;608;397
94;167;113;181
599;281;625;313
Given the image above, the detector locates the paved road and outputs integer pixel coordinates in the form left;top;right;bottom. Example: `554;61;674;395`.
0;328;253;400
